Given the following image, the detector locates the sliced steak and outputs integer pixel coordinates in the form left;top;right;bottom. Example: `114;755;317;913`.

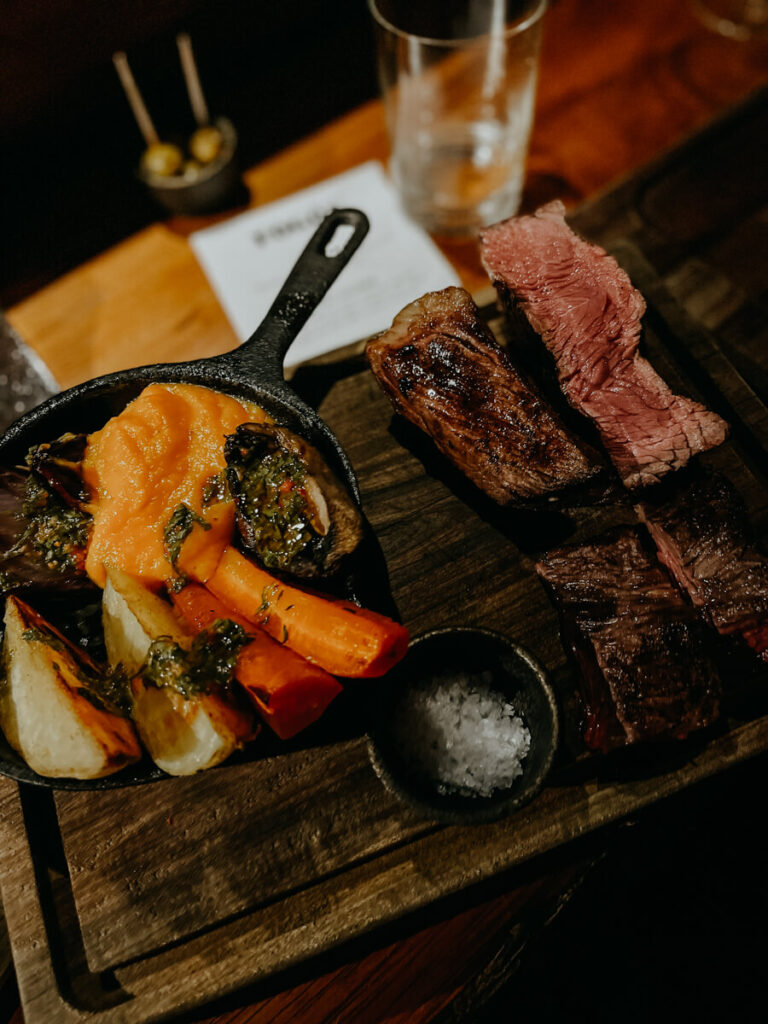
638;473;768;662
366;287;605;506
480;201;729;489
536;528;720;752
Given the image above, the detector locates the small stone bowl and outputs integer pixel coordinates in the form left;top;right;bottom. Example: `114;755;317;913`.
139;116;242;215
367;627;559;825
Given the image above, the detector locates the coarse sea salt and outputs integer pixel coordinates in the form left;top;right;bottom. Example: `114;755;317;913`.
394;672;531;799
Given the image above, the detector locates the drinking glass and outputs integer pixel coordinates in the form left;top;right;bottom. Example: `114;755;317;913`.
368;0;547;236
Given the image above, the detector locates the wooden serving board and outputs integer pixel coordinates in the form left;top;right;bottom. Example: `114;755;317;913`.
2;91;768;1023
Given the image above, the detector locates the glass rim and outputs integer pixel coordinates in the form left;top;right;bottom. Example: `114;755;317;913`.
367;0;548;46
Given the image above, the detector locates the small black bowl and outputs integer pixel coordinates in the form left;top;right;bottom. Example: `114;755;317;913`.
140;117;242;215
367;627;559;825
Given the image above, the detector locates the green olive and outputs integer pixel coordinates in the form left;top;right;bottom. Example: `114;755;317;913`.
189;125;223;165
182;159;203;180
141;142;184;177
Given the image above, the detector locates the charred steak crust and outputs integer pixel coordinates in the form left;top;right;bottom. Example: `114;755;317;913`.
480;202;729;489
366;287;605;506
536;528;720;752
638;473;768;661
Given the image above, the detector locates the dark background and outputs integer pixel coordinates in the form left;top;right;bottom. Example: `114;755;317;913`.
0;0;378;308
1;2;766;1021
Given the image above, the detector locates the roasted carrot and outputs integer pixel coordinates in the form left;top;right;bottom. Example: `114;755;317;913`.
171;583;343;739
201;546;409;678
174;500;234;584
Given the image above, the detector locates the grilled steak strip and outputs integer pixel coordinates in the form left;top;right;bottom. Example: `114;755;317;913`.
366;287;605;506
480;202;729;489
536;528;720;752
637;473;768;662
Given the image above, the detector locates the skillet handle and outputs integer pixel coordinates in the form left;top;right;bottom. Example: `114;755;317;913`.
232;208;370;384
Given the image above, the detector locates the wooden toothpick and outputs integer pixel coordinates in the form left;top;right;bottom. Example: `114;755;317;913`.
112;51;159;147
177;32;210;127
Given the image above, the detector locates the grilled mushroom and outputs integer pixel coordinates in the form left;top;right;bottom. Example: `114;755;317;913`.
1;433;94;595
224;423;363;578
24;433;91;510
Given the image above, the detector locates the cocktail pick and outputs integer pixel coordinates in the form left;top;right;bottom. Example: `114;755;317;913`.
176;33;223;165
112;51;159;147
113;50;183;177
176;32;210;127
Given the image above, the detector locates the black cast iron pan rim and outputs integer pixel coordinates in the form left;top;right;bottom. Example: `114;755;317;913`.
0;207;371;790
366;625;560;826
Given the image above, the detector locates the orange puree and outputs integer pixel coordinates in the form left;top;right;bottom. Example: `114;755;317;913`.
82;382;268;587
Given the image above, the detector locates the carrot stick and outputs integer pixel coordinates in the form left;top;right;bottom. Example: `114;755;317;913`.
201;547;409;678
171;583;342;739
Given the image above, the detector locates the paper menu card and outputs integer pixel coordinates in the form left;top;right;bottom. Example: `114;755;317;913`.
189;161;461;369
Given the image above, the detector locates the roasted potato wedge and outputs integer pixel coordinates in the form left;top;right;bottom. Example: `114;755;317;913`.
102;565;190;674
102;566;256;775
0;596;141;779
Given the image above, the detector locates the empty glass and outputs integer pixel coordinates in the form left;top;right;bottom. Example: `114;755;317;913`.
368;0;547;236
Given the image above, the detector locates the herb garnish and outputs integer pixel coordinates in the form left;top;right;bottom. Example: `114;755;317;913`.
228;442;324;572
162;503;211;591
21;623;133;717
1;473;92;573
257;582;280;614
22;626;67;651
74;664;133;718
0;568;19;593
202;471;229;507
142;619;250;700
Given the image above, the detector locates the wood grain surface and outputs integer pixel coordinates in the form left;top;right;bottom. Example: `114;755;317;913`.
2;1;768;1022
1;245;767;1023
0;909;10;1010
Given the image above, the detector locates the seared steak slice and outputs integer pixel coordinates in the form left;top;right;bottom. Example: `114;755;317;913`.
537;528;720;752
638;474;768;662
366;287;605;506
480;202;729;489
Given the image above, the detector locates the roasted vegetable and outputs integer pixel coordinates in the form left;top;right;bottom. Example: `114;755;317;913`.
1;466;96;598
164;499;234;590
201;546;409;678
224;423;363;578
0;596;141;779
102;566;257;775
24;433;90;509
171;583;343;739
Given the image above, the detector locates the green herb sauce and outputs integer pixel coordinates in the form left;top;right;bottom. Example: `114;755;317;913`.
162;503;211;590
202;471;229;507
75;664;133;718
0;568;19;593
21;624;132;717
22;626;67;651
236;450;321;571
142;619;250;700
4;473;92;573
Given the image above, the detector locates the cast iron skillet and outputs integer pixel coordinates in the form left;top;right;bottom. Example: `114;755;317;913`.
0;207;370;789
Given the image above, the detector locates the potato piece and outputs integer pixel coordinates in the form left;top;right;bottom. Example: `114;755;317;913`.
102;565;190;674
0;597;141;779
131;679;255;777
102;566;256;775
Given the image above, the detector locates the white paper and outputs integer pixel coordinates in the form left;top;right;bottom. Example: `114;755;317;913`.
189;161;461;368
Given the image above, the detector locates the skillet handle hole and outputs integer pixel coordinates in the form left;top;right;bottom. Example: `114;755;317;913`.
324;223;357;258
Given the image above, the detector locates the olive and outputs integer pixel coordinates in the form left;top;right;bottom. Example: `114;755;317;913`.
182;159;203;180
141;142;184;177
189;125;223;165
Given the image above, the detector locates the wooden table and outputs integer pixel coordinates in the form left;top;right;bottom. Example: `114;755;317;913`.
3;1;768;1021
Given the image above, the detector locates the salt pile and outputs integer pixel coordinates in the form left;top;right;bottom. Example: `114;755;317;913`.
394;672;531;799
